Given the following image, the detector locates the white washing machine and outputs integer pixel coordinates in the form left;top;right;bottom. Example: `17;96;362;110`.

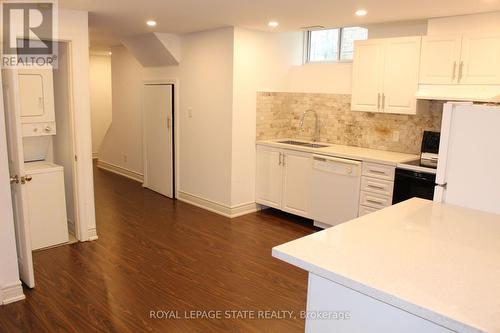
24;161;69;250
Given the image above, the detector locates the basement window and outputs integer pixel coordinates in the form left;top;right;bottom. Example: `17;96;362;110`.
306;27;368;63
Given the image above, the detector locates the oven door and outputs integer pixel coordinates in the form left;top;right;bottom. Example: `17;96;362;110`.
393;169;436;205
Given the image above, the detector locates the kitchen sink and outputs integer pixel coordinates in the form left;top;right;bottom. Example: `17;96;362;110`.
277;140;330;149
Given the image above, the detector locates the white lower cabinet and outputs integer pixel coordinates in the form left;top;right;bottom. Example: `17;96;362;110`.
256;145;311;218
256;145;398;222
358;162;396;216
255;146;283;209
282;150;312;217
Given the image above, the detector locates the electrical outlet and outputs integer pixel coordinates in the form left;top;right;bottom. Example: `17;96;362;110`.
188;108;193;118
392;131;400;142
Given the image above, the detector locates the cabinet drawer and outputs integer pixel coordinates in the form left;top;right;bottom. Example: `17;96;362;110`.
360;191;392;210
362;163;395;181
361;177;394;197
22;122;56;137
359;205;379;217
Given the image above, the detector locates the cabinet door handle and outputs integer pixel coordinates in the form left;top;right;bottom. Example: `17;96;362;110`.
458;61;464;82
452;61;457;81
377;93;381;111
382;93;386;111
278;153;282;166
282;154;286;167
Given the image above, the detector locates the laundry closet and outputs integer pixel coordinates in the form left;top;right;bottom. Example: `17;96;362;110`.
17;42;77;250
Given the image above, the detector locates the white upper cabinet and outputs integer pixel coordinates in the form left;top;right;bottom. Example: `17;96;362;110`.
18;67;55;124
419;35;462;84
460;33;500;84
383;37;422;114
351;40;385;113
352;36;421;115
420;33;500;85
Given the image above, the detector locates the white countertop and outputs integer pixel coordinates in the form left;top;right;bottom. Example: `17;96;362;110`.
273;198;500;333
257;139;419;166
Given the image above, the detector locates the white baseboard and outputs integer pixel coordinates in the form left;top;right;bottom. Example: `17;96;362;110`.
1;281;25;305
177;191;257;218
87;227;99;241
96;160;143;183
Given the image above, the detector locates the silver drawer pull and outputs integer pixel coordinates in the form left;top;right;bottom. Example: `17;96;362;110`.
369;169;386;174
368;184;385;190
367;199;385;205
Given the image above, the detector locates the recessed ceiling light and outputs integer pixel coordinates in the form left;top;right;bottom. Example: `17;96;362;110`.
108;51;112;56
268;21;279;28
355;9;367;16
147;20;157;27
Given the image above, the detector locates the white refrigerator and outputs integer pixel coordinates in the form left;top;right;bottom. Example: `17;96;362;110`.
434;102;500;214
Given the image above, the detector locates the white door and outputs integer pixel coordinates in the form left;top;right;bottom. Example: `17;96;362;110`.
459;33;500;84
143;84;174;198
383;37;421;115
2;69;35;288
419;35;462;84
351;39;385;112
282;150;312;218
255;146;283;209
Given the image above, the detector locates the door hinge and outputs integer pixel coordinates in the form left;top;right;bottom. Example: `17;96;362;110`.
74;155;78;162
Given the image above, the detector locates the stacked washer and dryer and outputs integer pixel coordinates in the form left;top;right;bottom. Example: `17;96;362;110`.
19;67;69;250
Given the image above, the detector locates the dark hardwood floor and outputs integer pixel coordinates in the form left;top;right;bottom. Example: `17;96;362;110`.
0;165;318;332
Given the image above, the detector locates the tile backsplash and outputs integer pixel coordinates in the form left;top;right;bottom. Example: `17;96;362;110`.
256;92;443;155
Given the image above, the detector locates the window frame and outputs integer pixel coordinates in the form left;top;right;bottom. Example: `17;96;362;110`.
304;27;367;64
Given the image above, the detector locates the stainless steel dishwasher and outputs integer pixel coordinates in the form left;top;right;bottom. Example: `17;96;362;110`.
310;154;362;229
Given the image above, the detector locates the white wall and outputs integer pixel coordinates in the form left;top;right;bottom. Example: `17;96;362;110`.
101;27;302;212
176;28;235;205
427;12;500;34
57;9;97;240
231;28;302;206
287;62;353;94
100;28;235;206
99;46;144;174
89;55;112;157
0;75;23;304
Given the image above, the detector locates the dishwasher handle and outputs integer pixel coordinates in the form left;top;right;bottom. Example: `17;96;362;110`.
313;155;362;176
313;154;361;166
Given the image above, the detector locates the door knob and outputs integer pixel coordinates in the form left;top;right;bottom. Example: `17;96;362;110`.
10;175;19;184
20;175;32;184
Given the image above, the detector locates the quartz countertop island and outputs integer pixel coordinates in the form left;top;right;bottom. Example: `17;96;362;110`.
273;198;500;333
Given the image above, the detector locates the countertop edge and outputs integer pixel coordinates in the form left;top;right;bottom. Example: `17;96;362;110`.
256;140;419;166
271;247;485;333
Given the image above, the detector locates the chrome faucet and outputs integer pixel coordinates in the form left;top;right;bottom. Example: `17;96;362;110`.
299;109;320;142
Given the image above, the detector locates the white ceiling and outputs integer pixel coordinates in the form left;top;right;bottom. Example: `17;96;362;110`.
58;0;500;49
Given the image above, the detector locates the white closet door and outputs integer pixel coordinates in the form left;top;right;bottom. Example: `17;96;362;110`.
143;84;174;198
2;69;35;288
